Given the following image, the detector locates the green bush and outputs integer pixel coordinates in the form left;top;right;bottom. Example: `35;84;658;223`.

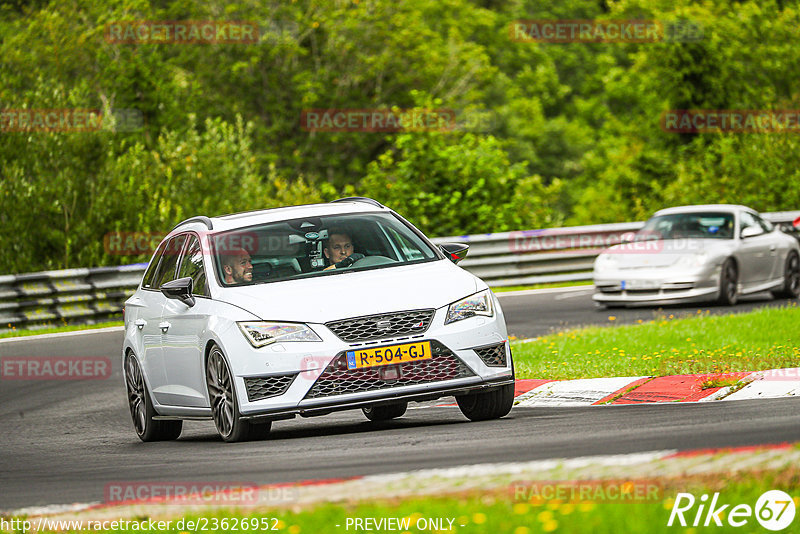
360;130;563;236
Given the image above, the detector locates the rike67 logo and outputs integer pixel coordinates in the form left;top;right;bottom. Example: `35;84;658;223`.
668;490;796;531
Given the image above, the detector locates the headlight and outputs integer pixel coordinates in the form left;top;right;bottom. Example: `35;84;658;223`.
237;322;322;348
445;290;493;325
594;253;617;270
675;253;707;269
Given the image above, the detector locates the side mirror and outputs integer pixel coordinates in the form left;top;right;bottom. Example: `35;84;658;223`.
740;226;763;239
439;243;469;264
160;277;196;307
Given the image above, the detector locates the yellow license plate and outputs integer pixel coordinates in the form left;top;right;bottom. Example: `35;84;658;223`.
346;341;432;370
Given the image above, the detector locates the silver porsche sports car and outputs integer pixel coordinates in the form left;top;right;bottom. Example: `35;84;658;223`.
593;205;800;307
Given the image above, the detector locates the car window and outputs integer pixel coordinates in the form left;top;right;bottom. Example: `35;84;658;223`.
739;212;764;237
153;234;188;289
637;212;735;240
755;214;774;233
211;212;438;286
177;234;209;297
141;240;168;289
384;226;427;262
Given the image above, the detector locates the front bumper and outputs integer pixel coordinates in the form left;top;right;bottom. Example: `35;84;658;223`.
593;265;722;306
240;375;514;421
230;306;514;418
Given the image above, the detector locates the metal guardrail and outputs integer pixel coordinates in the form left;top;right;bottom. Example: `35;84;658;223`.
431;221;643;287
0;265;146;332
2;211;798;332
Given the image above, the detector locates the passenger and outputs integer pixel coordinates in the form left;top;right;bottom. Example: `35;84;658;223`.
718;218;733;238
220;248;253;284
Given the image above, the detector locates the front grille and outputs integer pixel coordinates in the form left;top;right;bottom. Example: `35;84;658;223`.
473;342;507;367
325;309;435;342
244;373;297;402
663;282;695;291
304;341;475;399
596;285;621;293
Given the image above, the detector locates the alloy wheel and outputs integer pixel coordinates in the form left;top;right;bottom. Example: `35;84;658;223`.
725;264;736;299
207;348;235;438
125;355;146;436
788;254;800;294
722;261;738;304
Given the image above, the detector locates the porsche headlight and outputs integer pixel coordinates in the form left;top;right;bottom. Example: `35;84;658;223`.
445;290;494;325
237;322;322;348
594;253;617;270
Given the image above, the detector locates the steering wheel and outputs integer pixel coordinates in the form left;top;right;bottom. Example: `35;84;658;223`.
350;255;396;268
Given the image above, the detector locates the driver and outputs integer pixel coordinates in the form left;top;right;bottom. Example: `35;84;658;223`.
220;248;253;284
323;230;363;270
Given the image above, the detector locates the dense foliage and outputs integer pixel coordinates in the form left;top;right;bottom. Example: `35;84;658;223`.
1;0;799;272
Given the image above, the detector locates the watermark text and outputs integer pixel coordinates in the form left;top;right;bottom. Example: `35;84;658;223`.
104;21;260;44
1;357;112;380
662;110;800;133
510;20;702;43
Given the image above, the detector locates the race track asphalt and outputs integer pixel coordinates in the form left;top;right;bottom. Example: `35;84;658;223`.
1;289;797;510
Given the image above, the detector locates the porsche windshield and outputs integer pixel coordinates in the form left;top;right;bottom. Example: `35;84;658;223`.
212;212;439;286
636;212;735;241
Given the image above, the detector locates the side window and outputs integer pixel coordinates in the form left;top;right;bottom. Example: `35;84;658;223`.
141;241;168;289
739;212;766;237
385;227;425;261
177;235;209;297
755;214;773;233
740;212;755;232
153;234;187;288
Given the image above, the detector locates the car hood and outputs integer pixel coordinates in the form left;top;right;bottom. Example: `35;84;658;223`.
599;239;734;268
215;260;480;323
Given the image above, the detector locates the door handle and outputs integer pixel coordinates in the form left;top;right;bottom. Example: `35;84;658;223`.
159;321;171;333
134;319;146;330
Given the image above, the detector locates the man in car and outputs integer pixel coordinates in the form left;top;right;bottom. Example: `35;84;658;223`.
323;230;363;270
220;248;253;284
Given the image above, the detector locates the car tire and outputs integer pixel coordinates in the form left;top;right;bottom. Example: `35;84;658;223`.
717;259;738;306
771;251;800;299
456;382;515;422
125;352;183;442
362;402;408;421
206;344;271;443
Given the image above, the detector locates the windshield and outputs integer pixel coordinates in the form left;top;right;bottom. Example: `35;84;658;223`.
212;212;439;286
636;212;735;241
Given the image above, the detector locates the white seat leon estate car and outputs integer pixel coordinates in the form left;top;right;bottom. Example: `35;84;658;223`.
123;198;515;442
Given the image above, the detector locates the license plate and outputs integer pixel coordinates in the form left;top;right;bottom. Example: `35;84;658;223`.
622;280;659;290
346;341;432;370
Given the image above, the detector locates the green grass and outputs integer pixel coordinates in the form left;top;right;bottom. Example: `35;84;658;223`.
0;320;123;339
491;281;592;293
699;376;742;390
7;467;797;534
511;303;800;380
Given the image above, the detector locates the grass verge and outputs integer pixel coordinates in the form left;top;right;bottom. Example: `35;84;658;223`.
0;320;123;339
491;281;591;293
8;468;798;534
511;303;800;380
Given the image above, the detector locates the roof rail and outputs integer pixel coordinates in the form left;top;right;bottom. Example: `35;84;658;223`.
330;197;384;208
171;216;214;232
